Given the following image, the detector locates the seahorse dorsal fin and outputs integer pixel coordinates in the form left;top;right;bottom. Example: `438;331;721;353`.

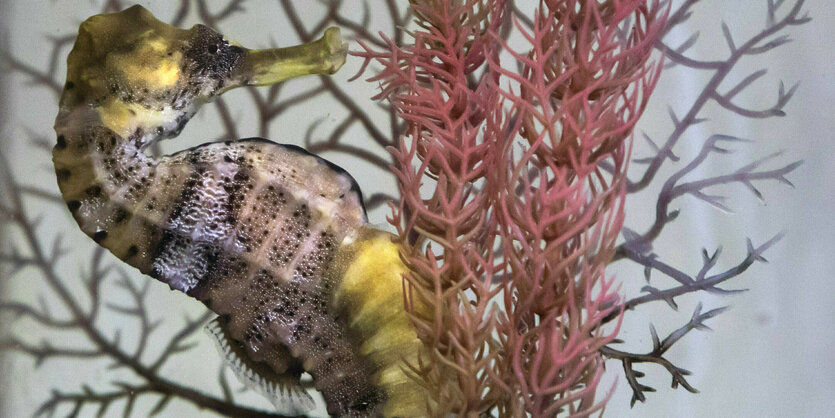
204;316;315;414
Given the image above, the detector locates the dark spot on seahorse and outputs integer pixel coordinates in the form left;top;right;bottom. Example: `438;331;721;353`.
85;185;103;197
56;135;67;150
56;169;71;181
164;170;202;223
67;200;81;212
112;208;131;224
171;114;189;133
170;91;182;106
126;245;139;257
223;155;233;163
93;230;108;242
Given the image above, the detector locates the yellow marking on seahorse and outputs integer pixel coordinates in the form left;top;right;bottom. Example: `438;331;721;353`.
336;230;427;417
106;32;182;88
95;99;181;139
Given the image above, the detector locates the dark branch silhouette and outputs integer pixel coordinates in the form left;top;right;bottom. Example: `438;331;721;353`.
600;0;807;405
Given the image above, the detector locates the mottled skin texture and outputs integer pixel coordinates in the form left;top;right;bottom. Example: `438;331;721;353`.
52;6;426;417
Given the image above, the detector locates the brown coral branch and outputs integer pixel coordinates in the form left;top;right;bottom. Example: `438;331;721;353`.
595;9;806;402
628;0;808;192
280;0;396;148
619;233;783;313
601;303;729;406
195;0;248;28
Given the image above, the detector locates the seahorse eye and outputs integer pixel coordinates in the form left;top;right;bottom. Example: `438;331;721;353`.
185;25;243;86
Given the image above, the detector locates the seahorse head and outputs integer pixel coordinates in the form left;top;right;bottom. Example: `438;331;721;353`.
57;4;347;143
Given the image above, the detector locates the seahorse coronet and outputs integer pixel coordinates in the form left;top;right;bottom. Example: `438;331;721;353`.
53;5;426;417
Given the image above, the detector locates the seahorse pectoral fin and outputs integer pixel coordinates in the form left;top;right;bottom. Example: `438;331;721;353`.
223;27;348;92
205;316;315;414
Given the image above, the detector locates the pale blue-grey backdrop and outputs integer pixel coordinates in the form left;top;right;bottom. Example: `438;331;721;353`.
0;1;832;417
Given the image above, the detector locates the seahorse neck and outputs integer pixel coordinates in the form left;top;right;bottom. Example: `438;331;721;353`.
54;102;156;184
56;89;199;149
52;97;179;264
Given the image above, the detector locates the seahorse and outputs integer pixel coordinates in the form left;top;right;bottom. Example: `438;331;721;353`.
52;6;426;417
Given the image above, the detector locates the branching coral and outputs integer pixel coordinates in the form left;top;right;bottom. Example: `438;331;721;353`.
354;0;507;413
354;0;666;415
489;1;665;414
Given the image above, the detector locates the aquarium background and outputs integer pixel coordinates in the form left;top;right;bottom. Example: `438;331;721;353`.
0;1;833;417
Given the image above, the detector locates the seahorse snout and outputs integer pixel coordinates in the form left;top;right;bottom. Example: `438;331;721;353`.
230;26;348;89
